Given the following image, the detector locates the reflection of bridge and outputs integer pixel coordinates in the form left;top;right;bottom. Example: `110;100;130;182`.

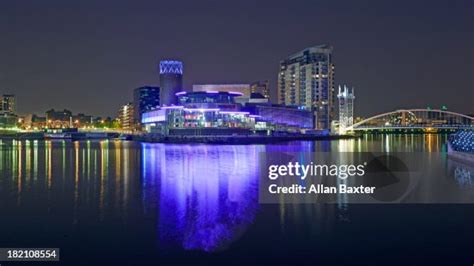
344;109;474;132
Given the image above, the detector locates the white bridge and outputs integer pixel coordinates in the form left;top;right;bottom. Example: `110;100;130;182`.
342;109;473;132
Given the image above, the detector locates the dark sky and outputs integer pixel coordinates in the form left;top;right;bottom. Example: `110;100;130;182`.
0;0;473;117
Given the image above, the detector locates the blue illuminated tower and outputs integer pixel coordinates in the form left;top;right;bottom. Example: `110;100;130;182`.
159;60;183;106
337;85;355;134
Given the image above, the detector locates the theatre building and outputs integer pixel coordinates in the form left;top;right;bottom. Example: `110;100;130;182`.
141;91;313;135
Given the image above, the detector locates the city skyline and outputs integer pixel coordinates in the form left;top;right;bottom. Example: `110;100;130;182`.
0;0;472;117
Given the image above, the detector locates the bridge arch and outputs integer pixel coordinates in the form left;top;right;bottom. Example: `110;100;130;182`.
344;109;473;131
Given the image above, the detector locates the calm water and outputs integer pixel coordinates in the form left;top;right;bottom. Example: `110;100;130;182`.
0;135;473;265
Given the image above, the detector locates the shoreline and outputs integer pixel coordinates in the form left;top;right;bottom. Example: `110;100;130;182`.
0;132;359;144
133;134;359;144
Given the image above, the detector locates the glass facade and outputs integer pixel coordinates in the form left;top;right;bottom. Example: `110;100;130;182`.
134;86;160;124
142;91;312;134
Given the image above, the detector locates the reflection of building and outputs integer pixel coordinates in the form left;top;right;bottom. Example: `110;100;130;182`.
141;144;259;252
1;94;16;114
46;109;72;128
133;86;160;125
118;103;135;131
159;60;183;106
337;85;355;133
278;45;335;130
250;81;270;99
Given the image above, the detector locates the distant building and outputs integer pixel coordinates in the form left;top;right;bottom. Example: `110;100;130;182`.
0;113;17;128
24;114;47;129
278;45;335;130
337;85;355;134
159;60;183;106
250;81;270;99
118;103;135;131
72;113;93;128
133;86;160;125
46;109;72;128
0;94;16;114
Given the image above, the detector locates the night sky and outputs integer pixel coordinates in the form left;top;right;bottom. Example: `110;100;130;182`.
0;0;472;117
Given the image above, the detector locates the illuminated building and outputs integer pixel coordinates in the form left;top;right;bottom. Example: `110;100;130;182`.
133;86;160;125
0;94;15;114
24;114;47;129
248;93;269;104
250;81;270;99
72;113;93;128
118;103;135;131
192;84;251;98
142;91;313;135
0;94;17;128
278;45;335;130
337;85;355;134
449;130;474;152
159;60;183;106
45;109;72;128
142;91;253;134
243;103;313;131
0;113;17;128
177;91;241;110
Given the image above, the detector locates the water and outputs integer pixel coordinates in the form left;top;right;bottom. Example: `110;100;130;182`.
0;135;473;265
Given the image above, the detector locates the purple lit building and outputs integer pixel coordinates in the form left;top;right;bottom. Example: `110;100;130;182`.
243;103;314;130
142;91;253;135
141;91;313;135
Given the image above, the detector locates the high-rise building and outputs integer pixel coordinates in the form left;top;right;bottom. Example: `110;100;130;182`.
250;81;270;99
0;94;16;114
159;60;183;106
278;45;335;130
133;86;160;124
337;85;355;134
118;103;134;131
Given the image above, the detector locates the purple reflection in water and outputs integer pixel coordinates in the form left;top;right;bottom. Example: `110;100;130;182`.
141;144;261;252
